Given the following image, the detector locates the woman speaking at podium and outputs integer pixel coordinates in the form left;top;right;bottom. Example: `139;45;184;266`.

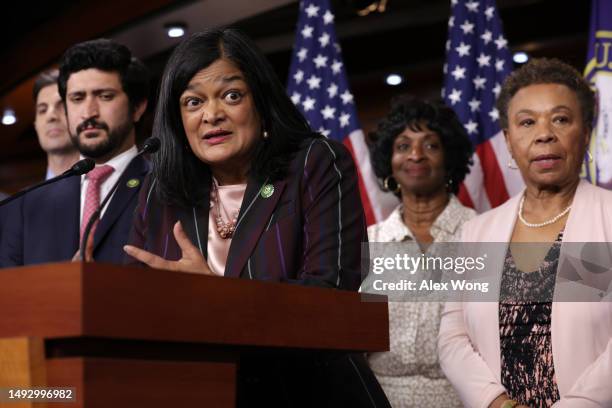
124;28;390;407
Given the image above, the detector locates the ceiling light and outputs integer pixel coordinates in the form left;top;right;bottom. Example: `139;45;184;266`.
513;51;529;64
2;109;16;125
386;74;403;86
165;23;186;38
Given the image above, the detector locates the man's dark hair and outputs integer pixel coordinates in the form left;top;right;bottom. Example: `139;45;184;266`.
33;69;59;102
496;58;596;130
58;38;149;110
369;95;473;196
151;28;319;207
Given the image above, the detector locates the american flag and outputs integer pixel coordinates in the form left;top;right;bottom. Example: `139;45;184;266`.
443;0;524;211
287;0;397;226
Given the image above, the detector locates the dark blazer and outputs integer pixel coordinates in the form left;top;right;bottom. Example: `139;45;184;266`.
129;138;389;407
129;138;367;290
0;155;149;267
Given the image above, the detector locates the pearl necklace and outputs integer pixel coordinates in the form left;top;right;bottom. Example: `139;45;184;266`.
518;196;571;228
211;181;238;239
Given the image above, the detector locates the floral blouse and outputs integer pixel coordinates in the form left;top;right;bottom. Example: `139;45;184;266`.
367;196;475;408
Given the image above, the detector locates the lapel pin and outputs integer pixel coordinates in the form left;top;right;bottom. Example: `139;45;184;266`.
126;178;140;188
260;184;274;198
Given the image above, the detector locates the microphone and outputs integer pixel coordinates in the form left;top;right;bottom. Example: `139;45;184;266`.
64;158;96;176
0;158;95;208
79;137;160;260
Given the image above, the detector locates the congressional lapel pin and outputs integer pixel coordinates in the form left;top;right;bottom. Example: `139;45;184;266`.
260;184;274;199
126;178;140;188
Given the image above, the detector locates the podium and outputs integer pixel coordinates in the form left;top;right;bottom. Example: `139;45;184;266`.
0;262;388;407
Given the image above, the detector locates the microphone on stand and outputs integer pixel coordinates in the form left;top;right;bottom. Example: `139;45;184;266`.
79;137;160;261
0;158;95;208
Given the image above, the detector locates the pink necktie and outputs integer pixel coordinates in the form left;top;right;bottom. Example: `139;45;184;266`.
80;165;114;243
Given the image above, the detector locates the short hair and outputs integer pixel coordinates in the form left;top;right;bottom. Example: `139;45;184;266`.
496;58;595;130
152;28;318;207
369;96;473;195
58;38;149;109
33;69;59;102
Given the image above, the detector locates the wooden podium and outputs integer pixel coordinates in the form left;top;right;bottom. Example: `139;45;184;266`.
0;262;388;407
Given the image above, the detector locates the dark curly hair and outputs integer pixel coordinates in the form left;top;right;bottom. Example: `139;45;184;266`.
58;38;149;111
369;96;473;196
496;58;595;130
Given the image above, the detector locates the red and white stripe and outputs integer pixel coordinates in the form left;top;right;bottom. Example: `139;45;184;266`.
343;129;398;226
458;131;525;212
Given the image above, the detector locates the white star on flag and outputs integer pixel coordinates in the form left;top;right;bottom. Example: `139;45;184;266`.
318;126;330;137
314;54;328;68
485;6;495;19
477;53;491;67
481;30;492;44
473;76;487;89
493;82;502;97
331;60;343;74
305;3;319;17
451;65;467;80
460;20;475;34
321;105;336;119
301;25;314;38
323;10;334;24
465;1;479;12
302;96;316;111
340;90;354;104
449;16;455;28
297;48;308;62
465;120;478;134
448;89;462;105
495;58;505;72
488;108;499;121
339;112;350;127
294;70;304;84
468;98;481;112
456;42;471;57
318;32;330;47
307;75;321;89
327;83;338;98
494;35;508;49
291;92;301;104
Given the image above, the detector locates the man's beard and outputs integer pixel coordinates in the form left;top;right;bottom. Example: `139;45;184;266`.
70;117;133;159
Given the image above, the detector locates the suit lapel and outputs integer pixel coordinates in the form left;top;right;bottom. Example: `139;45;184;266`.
53;176;80;258
93;155;148;249
224;178;287;278
176;199;210;260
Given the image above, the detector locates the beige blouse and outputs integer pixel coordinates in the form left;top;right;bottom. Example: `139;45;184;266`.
207;181;247;276
367;195;475;408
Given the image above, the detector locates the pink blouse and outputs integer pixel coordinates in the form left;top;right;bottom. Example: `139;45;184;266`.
207;181;247;276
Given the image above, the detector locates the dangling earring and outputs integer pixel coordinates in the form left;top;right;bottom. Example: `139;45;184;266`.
263;130;269;139
445;178;454;192
507;158;518;169
586;149;594;163
383;176;401;194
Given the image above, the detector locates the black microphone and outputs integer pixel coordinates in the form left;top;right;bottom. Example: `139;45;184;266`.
79;137;160;260
0;158;95;208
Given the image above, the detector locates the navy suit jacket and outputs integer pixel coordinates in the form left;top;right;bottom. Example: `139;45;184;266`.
0;155;149;267
128;137;367;290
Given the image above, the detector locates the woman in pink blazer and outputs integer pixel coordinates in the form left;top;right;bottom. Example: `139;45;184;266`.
438;58;612;408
